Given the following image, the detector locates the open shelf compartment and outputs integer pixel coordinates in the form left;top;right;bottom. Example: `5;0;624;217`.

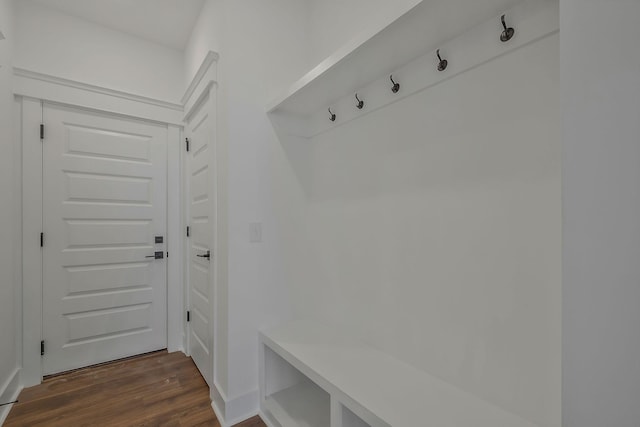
341;404;371;427
262;345;330;427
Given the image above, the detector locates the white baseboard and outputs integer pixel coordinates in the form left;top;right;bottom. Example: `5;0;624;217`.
0;368;22;426
211;397;226;426
210;382;260;427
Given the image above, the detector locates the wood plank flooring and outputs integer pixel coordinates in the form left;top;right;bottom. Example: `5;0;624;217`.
5;351;267;427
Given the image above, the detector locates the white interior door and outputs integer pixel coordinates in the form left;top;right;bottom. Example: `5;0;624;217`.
186;92;215;386
42;103;168;375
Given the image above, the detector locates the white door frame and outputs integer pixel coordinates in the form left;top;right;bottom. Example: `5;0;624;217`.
182;56;219;389
16;71;186;387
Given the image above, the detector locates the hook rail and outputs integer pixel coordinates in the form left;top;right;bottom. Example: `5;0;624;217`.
321;12;522;122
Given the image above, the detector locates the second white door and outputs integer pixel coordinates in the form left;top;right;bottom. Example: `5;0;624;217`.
42;103;168;375
185;91;215;386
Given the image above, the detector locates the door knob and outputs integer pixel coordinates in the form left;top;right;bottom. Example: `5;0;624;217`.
197;251;211;260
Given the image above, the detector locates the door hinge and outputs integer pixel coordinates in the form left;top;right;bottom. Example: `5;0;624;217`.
40;340;45;356
185;138;190;152
186;226;190;237
40;124;44;140
187;311;191;322
40;232;44;247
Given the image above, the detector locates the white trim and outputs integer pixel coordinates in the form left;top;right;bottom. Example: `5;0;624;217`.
210;383;260;427
184;81;216;123
21;97;43;388
13;68;184;126
13;95;24;386
182;131;191;359
226;389;260;423
0;368;22;425
14;68;183;111
211;396;228;427
210;379;227;420
181;51;219;105
167;124;184;353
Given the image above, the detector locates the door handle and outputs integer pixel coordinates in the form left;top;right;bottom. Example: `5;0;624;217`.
146;251;164;260
197;251;211;260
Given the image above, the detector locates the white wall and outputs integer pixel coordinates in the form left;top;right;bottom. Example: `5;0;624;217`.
14;0;185;102
561;1;640;426
0;0;16;402
272;2;562;426
183;0;313;418
223;1;312;403
307;0;419;63
184;1;561;425
183;0;223;89
287;31;561;427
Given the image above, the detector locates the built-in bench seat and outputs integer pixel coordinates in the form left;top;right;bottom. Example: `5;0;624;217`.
259;320;537;427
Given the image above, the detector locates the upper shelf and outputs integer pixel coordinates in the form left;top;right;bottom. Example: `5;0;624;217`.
266;0;524;117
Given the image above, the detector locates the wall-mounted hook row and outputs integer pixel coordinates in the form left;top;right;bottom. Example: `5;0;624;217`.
328;107;336;122
322;12;518;123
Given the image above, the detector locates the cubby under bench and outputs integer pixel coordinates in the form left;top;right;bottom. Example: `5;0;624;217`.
259;320;538;427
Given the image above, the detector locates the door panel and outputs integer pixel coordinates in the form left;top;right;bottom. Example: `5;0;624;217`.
42;104;168;375
186;93;215;386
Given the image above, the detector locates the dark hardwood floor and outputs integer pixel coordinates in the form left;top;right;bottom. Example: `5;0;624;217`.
5;351;267;427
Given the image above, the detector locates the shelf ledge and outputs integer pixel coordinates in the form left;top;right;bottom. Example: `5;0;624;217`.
267;0;559;139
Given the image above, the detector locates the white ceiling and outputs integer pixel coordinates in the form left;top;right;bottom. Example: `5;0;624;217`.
32;0;206;50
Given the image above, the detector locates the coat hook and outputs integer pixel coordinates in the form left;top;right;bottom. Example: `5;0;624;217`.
355;94;364;110
436;49;448;72
500;14;515;42
328;108;336;122
390;75;400;94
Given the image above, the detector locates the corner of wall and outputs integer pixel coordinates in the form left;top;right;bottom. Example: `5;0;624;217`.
210;381;259;427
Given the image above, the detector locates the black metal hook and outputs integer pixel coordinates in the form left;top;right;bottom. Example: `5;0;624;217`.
328;108;336;122
500;14;515;42
437;49;448;72
390;75;400;93
355;94;364;110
